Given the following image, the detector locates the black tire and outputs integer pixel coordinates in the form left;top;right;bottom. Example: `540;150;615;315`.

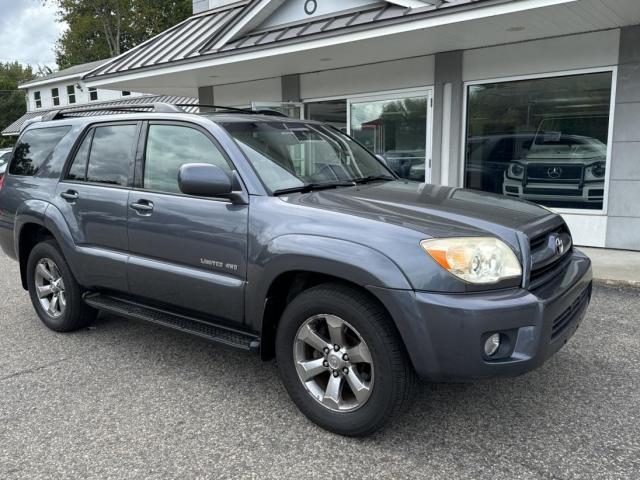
276;283;416;436
26;240;97;332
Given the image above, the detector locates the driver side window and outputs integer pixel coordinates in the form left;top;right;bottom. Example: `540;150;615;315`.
144;124;231;194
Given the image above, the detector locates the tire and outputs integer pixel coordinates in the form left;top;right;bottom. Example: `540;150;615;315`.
26;240;97;332
276;283;416;436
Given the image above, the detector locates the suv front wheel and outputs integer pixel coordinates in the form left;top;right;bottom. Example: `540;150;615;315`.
27;240;96;332
276;283;415;436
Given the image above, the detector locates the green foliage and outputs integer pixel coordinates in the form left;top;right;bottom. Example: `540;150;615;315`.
0;62;34;148
49;0;192;69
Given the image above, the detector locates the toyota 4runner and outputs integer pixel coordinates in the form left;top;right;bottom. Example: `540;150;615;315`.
0;103;592;436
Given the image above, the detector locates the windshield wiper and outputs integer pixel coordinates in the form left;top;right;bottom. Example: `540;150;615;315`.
354;174;395;184
273;181;356;196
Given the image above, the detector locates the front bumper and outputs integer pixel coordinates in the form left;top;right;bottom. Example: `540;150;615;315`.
369;250;592;381
502;177;604;204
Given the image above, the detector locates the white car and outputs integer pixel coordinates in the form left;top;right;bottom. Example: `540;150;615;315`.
503;131;606;208
0;148;12;179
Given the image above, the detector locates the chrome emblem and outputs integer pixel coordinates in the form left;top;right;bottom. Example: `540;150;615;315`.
547;167;563;179
555;236;565;255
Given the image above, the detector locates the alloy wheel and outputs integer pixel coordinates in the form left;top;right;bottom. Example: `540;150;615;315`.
293;314;374;412
34;258;67;318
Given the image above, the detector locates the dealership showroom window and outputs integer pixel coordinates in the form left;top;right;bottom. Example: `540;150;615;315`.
464;71;613;211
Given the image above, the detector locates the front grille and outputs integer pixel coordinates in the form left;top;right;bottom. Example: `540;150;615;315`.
526;164;583;182
529;225;573;290
523;188;581;196
551;284;591;340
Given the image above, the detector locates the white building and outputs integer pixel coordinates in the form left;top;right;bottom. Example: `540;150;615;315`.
2;59;195;136
20;59;146;113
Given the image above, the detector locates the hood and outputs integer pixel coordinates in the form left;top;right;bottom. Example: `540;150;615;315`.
280;181;558;244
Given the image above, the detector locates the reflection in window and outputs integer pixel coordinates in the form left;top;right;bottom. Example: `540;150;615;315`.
464;72;612;210
87;125;136;186
66;131;92;180
9;126;71;176
351;96;427;182
144;125;230;194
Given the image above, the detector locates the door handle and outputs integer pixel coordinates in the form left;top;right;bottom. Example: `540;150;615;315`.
60;190;78;201
130;200;154;214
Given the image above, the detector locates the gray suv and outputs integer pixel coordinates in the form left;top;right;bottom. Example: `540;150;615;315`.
0;104;592;436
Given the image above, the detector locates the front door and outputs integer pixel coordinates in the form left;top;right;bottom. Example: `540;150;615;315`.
126;121;248;326
54;121;140;292
349;90;434;183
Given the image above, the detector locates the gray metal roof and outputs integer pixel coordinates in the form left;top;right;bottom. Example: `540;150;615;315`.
1;95;198;136
20;59;110;88
87;2;249;78
85;0;485;80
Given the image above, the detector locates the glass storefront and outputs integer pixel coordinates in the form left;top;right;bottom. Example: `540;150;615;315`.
350;95;430;182
305;100;347;131
464;72;613;210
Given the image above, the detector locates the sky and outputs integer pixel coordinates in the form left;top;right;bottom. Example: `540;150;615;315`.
0;0;66;68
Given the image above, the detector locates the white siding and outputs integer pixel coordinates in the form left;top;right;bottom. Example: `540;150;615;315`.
26;81;146;112
213;77;282;106
300;55;435;100
463;29;620;82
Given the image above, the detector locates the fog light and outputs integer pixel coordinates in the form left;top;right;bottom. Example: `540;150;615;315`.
484;333;501;357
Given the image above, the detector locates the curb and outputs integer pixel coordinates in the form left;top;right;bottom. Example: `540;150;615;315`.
594;278;640;289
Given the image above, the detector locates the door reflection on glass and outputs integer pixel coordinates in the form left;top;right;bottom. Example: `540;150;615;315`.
350;96;428;182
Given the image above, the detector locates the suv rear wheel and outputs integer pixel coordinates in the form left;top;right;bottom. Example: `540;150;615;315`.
27;240;96;332
276;283;415;436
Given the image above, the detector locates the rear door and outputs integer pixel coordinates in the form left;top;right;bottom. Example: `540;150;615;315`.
126;121;248;326
54;121;140;292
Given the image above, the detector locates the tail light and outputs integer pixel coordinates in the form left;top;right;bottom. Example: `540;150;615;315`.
0;174;4;191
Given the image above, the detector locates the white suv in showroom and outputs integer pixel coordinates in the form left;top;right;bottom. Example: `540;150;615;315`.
502;118;607;208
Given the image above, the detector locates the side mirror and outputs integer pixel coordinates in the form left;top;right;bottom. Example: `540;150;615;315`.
376;154;388;166
178;163;232;198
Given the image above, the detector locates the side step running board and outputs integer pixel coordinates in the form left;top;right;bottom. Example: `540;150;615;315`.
84;293;260;353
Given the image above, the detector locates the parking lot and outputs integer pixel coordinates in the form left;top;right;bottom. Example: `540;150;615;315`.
0;252;639;480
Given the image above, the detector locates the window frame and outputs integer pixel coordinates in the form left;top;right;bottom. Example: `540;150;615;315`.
461;66;618;216
88;87;98;101
34;91;42;109
66;85;76;104
51;88;60;107
61;121;142;189
134;120;241;202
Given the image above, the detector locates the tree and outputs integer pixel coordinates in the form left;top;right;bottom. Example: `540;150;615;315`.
48;0;192;69
0;62;35;148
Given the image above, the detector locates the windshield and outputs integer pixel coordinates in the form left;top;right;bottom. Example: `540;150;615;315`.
221;121;393;193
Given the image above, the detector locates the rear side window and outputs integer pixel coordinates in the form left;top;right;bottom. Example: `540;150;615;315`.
143;124;231;194
9;126;71;176
66;124;137;186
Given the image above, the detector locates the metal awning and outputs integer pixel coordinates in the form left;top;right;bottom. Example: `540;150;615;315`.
84;0;481;81
2;95;197;136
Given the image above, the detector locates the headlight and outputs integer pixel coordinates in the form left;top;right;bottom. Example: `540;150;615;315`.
585;161;606;181
506;163;524;180
421;237;522;284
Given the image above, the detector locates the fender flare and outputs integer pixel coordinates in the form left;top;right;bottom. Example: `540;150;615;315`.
14;201;81;288
246;234;412;331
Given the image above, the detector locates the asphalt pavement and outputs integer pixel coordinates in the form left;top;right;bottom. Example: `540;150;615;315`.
1;252;639;480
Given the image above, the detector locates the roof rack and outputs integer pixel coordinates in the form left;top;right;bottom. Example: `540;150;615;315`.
174;104;289;117
30;102;290;128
